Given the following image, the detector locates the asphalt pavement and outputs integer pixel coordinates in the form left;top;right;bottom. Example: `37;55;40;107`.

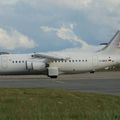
0;72;120;96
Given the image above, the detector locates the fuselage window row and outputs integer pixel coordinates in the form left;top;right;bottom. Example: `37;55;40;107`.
53;60;88;63
12;61;25;64
12;60;88;64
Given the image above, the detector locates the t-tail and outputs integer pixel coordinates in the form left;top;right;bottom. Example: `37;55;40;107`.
99;30;120;54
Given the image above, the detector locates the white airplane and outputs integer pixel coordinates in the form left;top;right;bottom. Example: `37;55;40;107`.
0;31;120;78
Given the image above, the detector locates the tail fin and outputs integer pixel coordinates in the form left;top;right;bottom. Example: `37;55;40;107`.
100;30;120;54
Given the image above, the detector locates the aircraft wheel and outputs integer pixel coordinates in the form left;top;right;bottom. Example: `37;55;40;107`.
50;76;58;79
90;71;95;74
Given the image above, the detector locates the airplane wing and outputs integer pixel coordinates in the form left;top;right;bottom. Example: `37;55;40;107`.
31;53;70;61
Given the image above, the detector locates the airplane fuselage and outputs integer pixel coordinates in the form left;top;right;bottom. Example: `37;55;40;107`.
0;52;119;76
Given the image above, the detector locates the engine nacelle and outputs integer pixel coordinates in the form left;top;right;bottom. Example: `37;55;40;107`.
32;62;46;71
26;61;46;71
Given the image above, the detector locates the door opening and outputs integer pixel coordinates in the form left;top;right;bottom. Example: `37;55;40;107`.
92;56;98;70
1;56;8;69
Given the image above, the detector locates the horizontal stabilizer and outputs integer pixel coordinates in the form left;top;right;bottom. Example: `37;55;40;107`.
99;30;120;54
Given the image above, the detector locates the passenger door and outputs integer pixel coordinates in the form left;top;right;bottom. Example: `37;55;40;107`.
92;56;98;69
1;56;8;69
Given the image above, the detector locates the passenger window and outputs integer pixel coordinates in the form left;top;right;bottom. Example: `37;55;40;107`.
19;61;21;63
12;61;14;63
69;60;71;62
16;61;17;63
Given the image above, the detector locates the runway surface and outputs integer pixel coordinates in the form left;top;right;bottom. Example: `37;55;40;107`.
0;72;120;96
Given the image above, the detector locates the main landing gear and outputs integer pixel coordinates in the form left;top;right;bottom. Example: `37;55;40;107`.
90;71;95;74
49;76;58;79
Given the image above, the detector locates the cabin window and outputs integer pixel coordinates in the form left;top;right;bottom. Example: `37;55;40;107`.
19;61;21;63
12;61;14;63
22;61;24;63
76;60;78;62
69;60;71;62
16;61;17;63
72;60;74;62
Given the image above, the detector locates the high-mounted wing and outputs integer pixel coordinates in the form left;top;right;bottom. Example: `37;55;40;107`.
31;53;70;61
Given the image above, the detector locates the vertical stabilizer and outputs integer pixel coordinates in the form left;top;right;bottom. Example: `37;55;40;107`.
100;30;120;54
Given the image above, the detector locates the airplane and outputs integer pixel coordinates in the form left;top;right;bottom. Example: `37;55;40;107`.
0;30;120;78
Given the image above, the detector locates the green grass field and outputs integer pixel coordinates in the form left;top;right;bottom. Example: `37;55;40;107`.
0;89;119;120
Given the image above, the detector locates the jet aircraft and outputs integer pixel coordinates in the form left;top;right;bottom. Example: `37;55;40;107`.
0;31;120;78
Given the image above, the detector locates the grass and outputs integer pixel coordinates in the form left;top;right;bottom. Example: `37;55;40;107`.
0;89;119;120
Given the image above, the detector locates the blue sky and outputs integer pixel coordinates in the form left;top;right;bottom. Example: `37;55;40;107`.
0;0;119;53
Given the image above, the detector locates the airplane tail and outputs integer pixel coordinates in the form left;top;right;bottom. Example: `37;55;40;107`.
99;30;120;54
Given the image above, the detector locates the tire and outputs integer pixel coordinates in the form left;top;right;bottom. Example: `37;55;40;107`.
50;76;58;78
90;71;95;74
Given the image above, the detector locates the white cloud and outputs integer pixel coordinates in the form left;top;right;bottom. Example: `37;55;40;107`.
50;0;92;9
0;0;19;6
11;0;120;29
0;0;92;11
106;0;120;6
41;25;89;47
83;0;120;28
0;0;119;52
40;26;57;32
8;0;119;11
41;24;103;52
0;28;36;50
1;0;120;13
0;0;120;29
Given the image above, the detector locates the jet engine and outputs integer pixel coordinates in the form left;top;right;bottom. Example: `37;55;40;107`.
32;62;46;71
26;61;46;71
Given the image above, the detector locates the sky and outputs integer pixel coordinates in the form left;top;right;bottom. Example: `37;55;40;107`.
0;0;120;53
